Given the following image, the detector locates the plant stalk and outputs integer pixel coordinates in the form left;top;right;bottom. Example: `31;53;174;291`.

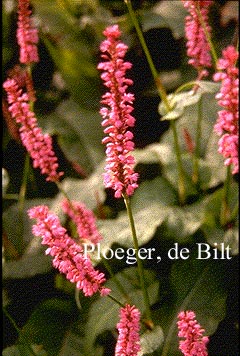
123;193;152;323
220;165;232;226
124;0;186;204
192;96;203;185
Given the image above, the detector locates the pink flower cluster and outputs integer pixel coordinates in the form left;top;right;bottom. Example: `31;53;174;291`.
17;0;39;64
61;199;102;244
3;78;63;182
28;205;110;297
177;310;209;356
213;45;239;174
115;304;141;356
98;25;138;198
182;1;212;77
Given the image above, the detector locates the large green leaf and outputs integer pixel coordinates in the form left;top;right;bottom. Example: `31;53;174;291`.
161;201;206;242
50;163;106;218
201;182;239;255
138;325;164;356
18;299;76;356
160;255;228;356
58;331;86;356
96;177;176;254
142;0;188;39
38;99;105;174
3;199;53;279
84;267;159;355
158;82;220;156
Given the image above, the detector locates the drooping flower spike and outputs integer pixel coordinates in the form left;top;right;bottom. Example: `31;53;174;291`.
28;205;110;297
115;304;141;356
17;0;39;64
61;199;102;245
182;1;213;77
3;78;64;182
98;25;138;198
177;310;209;356
213;45;239;174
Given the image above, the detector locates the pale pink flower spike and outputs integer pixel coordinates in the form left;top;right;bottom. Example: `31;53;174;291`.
28;205;110;297
17;0;39;64
3;78;63;182
61;199;102;245
213;45;239;174
115;304;141;356
98;25;138;198
177;310;209;356
182;1;213;77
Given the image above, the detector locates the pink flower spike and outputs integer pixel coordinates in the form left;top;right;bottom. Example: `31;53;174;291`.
17;0;39;64
28;205;110;297
61;199;102;244
3;78;64;182
98;25;138;198
182;1;213;76
213;45;239;174
177;310;209;356
115;304;141;356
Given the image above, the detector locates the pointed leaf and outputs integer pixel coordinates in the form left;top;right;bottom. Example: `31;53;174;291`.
138;325;164;355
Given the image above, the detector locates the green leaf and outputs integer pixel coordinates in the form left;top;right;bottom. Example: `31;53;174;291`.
97;205;166;250
19;299;76;356
3;199;53;279
38;99;105;174
97;177;176;252
58;330;86;356
142;1;188;39
159;81;220;121
2;345;47;356
84;267;159;355
161;201;206;242
50;165;106;219
160;255;228;356
131;176;177;210
138;325;164;356
201;182;239;254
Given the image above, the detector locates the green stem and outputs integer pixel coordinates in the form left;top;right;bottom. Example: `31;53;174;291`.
174;81;197;96
123;193;152;322
220;165;232;226
16;154;30;255
230;201;239;222
124;0;186;204
107;293;126;307
195;3;218;68
124;0;171;112
18;154;30;213
171;120;186;205
192;96;203;185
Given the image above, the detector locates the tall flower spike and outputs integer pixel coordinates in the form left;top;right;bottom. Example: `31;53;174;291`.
213;45;239;174
177;310;209;356
28;205;110;297
98;25;138;198
3;78;64;182
182;1;213;77
115;304;141;356
17;0;39;64
61;199;102;245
